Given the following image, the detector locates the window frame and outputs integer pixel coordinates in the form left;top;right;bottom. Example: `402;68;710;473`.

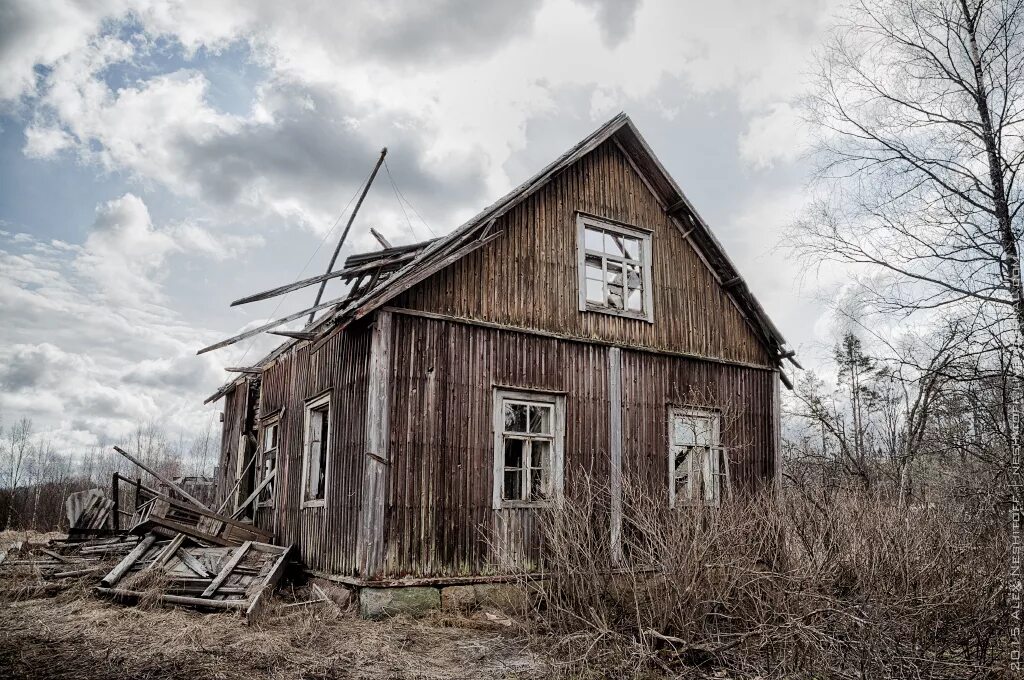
576;213;654;323
492;388;566;509
668;406;728;508
301;392;331;509
256;413;281;509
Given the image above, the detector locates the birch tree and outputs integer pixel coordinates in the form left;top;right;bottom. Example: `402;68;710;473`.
794;0;1024;351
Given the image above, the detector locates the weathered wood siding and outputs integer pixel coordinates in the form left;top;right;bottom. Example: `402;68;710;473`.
393;139;772;367
254;324;373;573
215;382;248;509
381;312;776;577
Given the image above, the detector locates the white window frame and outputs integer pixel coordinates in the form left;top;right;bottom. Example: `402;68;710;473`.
257;414;280;509
301;393;331;509
492;388;566;509
576;213;654;323
668;407;729;507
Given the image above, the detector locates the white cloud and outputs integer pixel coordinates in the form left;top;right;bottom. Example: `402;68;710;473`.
739;103;808;170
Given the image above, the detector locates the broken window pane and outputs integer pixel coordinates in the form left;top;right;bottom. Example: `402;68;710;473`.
623;237;641;260
585;255;603;281
605;231;627;256
529;466;546;500
625;263;642;288
503;470;522;501
528;405;552;434
607;285;624;309
606;260;623;284
504;403;527;432
628;288;643;311
504;438;524;468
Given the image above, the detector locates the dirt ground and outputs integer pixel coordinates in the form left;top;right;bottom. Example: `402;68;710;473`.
0;531;549;680
0;589;549;680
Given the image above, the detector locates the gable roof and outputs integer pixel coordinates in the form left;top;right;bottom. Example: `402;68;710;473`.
203;113;790;403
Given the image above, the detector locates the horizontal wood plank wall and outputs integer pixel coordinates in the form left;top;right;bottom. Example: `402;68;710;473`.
385;313;610;577
256;324;372;573
619;348;776;501
393;140;772;367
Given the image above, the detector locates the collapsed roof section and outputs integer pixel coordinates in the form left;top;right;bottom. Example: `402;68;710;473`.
201;112;793;403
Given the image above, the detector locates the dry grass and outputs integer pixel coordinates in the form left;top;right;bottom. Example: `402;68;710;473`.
0;581;548;680
521;477;1010;679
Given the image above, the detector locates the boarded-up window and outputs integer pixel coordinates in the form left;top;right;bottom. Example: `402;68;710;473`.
577;214;653;322
492;389;565;509
669;408;728;507
302;394;330;507
257;417;279;508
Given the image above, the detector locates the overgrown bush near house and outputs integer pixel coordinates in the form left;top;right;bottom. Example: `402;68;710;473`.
527;475;1007;678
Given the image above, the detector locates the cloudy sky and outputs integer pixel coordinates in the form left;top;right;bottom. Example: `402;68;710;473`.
0;0;842;450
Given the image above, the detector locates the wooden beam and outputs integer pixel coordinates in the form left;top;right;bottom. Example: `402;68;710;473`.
358;310;392;578
201;541;252;597
100;534;157;587
722;276;743;289
112;446;211;511
665;199;689;214
96;587;248;610
267;330;316;341
228;253;414;308
779;370;794;391
224;367;261;374
231;469;275;519
311;148;388;323
195;292;351;355
370;227;392;248
608;347;623;566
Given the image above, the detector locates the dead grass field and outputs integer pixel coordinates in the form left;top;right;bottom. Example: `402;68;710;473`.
0;590;548;680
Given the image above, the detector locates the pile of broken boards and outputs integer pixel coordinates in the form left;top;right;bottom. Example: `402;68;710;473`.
96;484;293;621
97;533;291;621
0;534;143;598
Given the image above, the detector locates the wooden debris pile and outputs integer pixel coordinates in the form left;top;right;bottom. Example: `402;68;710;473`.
65;488;116;534
96;535;291;620
0;534;143;597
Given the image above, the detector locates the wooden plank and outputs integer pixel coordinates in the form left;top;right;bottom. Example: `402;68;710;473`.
195;292;352;355
176;548;212;578
96;587;248;610
225;367;262;374
113;446;211;510
608;346;623;565
100;534;157;587
201;541;253;597
231;469;275;518
358;310;392;578
244;545;293;622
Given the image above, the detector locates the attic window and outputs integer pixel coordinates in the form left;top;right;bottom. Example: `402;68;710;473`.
576;214;653;322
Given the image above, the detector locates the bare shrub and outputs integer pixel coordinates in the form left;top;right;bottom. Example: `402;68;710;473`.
527;474;1007;678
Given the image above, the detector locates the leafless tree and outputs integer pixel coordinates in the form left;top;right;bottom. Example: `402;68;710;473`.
793;0;1024;355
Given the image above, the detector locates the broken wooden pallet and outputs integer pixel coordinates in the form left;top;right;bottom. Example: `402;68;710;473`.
96;533;292;621
129;489;273;547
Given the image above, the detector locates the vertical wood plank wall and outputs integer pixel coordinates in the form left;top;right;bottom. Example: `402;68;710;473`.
252;323;373;573
382;313;775;578
393;139;773;367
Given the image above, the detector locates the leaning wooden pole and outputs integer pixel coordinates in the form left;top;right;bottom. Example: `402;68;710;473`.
112;446;211;511
309;147;388;324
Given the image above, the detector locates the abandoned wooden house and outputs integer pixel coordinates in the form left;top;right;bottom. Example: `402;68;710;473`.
202;112;794;586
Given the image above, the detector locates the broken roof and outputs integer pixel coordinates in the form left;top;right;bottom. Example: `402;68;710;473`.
202;112;791;403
